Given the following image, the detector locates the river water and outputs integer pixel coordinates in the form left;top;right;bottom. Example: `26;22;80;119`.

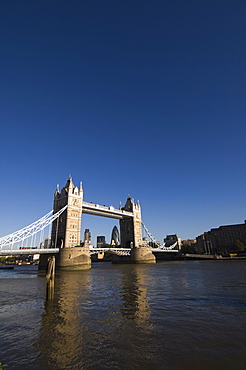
1;260;246;370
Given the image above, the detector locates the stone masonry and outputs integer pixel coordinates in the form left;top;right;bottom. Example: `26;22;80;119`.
51;176;83;248
120;196;143;248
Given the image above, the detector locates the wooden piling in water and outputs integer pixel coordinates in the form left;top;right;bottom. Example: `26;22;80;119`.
46;256;55;300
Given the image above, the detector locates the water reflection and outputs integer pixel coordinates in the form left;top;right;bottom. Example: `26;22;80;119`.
3;262;246;369
37;270;91;370
120;265;150;324
36;264;155;369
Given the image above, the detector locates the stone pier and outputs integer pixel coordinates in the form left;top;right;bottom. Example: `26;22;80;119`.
130;247;156;263
57;246;91;270
112;247;156;264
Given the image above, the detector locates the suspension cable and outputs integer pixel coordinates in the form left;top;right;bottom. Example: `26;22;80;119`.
0;205;68;248
141;221;178;250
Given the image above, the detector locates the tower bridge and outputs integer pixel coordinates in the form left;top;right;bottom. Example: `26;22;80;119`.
51;176;143;251
0;176;179;268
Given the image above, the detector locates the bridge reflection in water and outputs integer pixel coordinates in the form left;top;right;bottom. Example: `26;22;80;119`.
2;262;246;369
36;264;153;369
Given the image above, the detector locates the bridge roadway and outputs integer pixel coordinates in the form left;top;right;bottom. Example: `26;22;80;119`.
0;247;179;256
82;201;134;219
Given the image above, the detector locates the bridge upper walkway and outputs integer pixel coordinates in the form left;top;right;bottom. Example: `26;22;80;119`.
82;201;133;219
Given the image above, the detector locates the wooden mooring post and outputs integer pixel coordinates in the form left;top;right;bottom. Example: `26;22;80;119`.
46;256;55;300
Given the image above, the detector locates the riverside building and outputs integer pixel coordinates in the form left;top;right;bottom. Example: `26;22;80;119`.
196;220;246;254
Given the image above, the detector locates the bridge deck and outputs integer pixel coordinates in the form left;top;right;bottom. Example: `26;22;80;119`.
0;247;179;256
0;248;60;256
82;201;133;219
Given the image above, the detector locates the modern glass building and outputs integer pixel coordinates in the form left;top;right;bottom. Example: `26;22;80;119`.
111;226;120;246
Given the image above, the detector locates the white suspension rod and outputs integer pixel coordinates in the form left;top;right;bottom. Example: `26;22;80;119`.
141;221;178;250
0;205;67;248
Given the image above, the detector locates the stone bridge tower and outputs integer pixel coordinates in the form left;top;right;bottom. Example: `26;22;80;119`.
51;176;83;248
120;196;142;248
50;176;91;270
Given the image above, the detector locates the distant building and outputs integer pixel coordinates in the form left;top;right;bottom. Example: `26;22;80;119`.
142;237;149;246
84;229;91;246
181;239;196;246
97;236;106;248
164;235;182;250
196;220;246;254
43;238;51;249
111;226;120;246
39;238;52;249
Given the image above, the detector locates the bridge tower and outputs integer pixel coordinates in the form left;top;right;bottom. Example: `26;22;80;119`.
120;196;142;248
50;176;91;270
51;176;83;248
119;196;156;263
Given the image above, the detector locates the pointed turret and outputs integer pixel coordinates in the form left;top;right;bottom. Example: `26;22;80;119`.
63;175;75;195
65;175;73;189
123;196;134;212
54;184;59;196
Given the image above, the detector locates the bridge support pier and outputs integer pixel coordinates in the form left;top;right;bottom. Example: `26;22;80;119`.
130;247;156;264
57;247;91;270
112;247;156;264
38;247;91;270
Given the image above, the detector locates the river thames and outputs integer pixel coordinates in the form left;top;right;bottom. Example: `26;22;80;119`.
1;260;246;370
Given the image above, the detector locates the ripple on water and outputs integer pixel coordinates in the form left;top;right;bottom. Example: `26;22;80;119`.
1;261;246;370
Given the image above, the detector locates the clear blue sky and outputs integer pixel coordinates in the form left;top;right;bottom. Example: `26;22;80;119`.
1;0;246;245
